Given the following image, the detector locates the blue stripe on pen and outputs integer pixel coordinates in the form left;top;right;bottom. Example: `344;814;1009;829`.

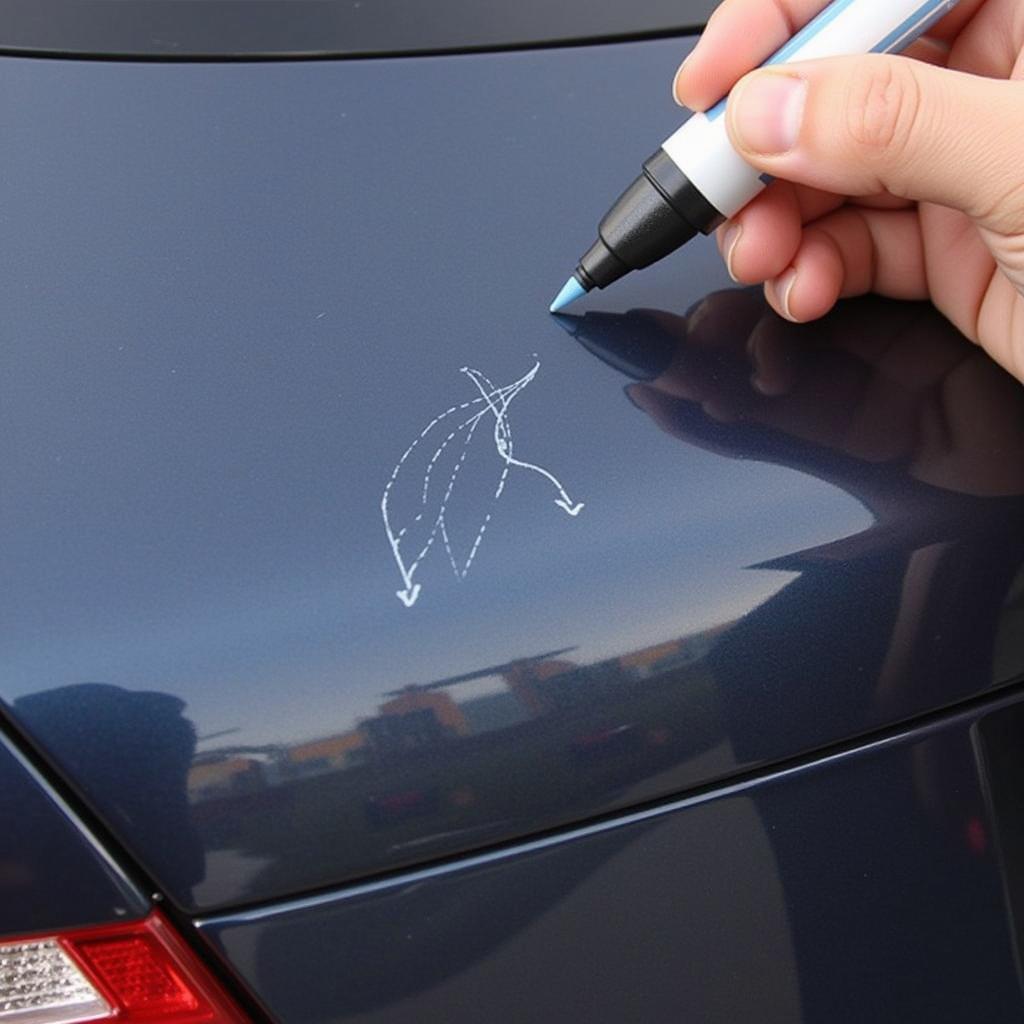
706;97;728;121
705;97;728;121
707;0;858;120
869;0;955;53
706;0;953;122
764;0;860;65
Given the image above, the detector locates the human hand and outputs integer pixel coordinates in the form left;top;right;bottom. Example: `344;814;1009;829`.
672;0;1024;384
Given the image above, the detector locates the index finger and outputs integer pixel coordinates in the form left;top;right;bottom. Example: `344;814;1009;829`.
672;0;984;111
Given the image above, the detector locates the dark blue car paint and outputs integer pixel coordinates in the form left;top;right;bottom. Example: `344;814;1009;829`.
0;0;717;59
2;32;1024;1023
1;38;1023;920
0;724;148;938
200;688;1024;1023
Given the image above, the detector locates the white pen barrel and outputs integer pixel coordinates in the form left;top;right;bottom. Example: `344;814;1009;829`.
661;0;960;220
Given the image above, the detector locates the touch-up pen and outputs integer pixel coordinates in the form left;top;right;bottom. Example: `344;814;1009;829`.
549;0;960;313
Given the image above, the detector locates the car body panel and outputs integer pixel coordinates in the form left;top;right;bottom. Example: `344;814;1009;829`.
0;0;716;59
1;37;1023;914
0;724;148;938
200;689;1024;1023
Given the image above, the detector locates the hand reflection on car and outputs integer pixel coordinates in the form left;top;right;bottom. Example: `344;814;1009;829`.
566;289;1024;736
566;292;1024;994
621;289;1024;500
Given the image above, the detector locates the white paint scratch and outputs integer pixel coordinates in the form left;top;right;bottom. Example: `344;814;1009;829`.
380;359;583;607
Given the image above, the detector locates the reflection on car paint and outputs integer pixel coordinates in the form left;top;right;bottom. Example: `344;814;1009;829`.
381;358;583;607
190;292;1023;905
204;689;1024;1024
8;287;1024;912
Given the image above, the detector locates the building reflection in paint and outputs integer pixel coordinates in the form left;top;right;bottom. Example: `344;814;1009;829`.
185;623;729;892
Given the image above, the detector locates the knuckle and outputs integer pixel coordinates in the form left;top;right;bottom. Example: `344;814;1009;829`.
844;59;921;163
976;171;1024;231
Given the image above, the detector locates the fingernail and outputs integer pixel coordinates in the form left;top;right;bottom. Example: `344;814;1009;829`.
672;55;692;107
771;269;799;321
731;72;806;155
722;222;742;282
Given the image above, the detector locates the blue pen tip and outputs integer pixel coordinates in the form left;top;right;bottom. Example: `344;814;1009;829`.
549;276;586;313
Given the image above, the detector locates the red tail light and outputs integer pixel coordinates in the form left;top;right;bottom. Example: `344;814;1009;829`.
0;912;248;1023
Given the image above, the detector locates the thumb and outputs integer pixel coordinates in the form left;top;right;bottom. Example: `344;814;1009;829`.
725;55;1024;231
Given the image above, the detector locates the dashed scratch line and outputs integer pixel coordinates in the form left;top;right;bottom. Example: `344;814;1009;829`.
395;410;486;602
422;406;489;506
462;364;584;517
381;395;490;605
381;359;583;606
461;510;493;577
411;414;483;566
439;514;460;580
455;367;511;578
430;366;527;581
423;427;463;505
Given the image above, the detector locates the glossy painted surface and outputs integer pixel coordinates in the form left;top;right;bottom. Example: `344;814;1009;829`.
201;689;1024;1022
0;0;715;58
0;725;148;938
1;39;1023;912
